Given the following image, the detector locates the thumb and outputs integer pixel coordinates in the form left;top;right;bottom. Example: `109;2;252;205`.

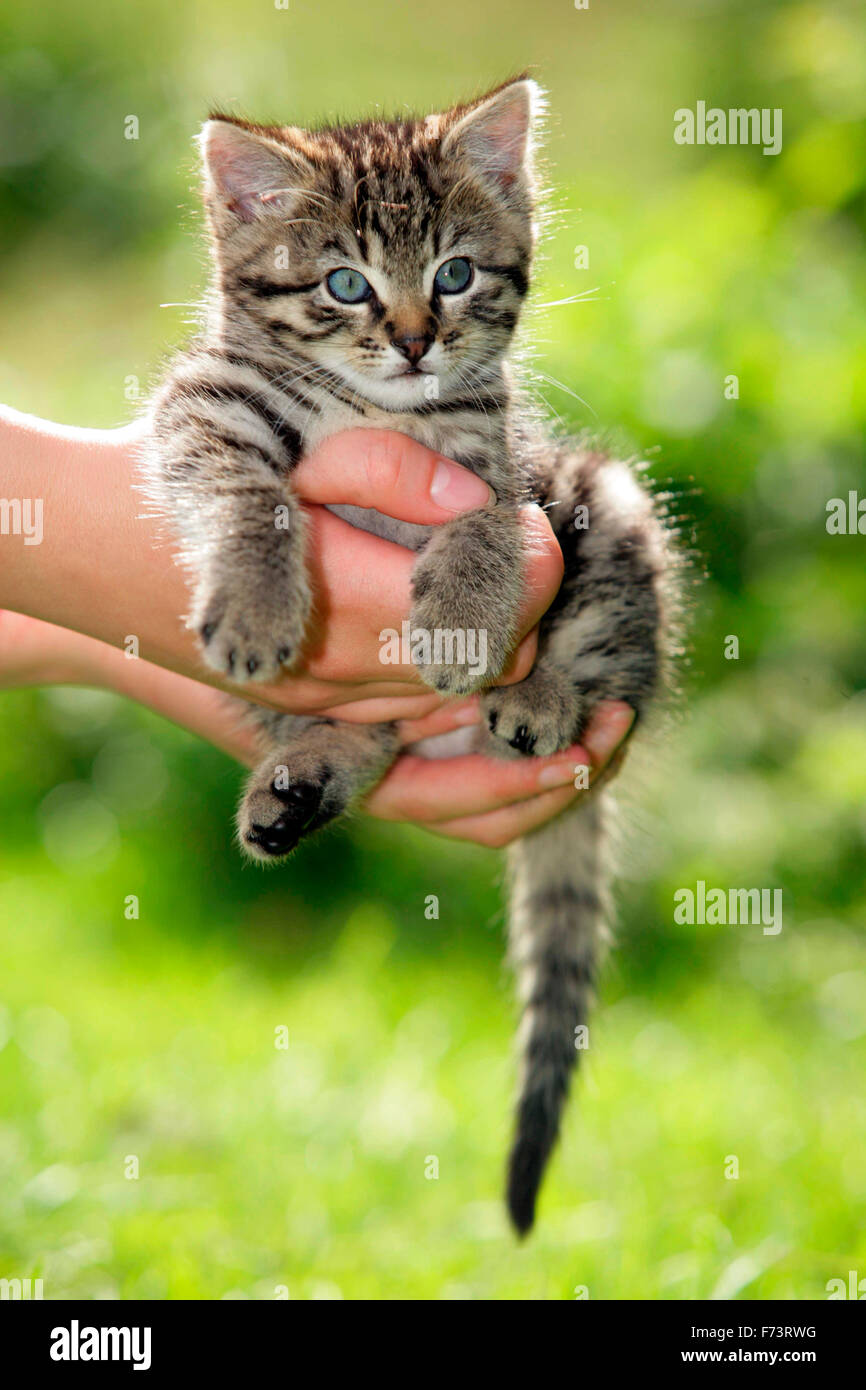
293;428;493;524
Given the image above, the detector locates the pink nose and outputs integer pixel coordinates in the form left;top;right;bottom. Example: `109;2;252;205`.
391;332;433;366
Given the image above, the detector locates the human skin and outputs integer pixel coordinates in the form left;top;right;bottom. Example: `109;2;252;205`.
0;409;634;845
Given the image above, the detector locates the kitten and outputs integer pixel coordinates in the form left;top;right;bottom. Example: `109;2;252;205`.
144;78;676;1234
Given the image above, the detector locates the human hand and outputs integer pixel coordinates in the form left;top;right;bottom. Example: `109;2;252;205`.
0;411;562;724
0;609;634;848
0;407;632;848
366;699;636;846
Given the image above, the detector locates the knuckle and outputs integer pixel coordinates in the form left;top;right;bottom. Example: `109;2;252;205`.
364;431;405;496
522;510;564;590
511;642;536;683
536;532;565;589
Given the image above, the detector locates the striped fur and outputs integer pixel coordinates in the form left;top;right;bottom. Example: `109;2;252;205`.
143;79;677;1233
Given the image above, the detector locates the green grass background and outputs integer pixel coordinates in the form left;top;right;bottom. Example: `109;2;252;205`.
1;0;865;1299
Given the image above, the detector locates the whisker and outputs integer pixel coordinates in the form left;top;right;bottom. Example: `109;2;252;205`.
535;287;606;309
529;368;598;420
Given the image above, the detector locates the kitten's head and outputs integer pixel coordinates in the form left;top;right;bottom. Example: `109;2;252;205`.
199;78;542;410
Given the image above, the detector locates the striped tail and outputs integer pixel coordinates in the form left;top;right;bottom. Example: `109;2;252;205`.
505;793;610;1235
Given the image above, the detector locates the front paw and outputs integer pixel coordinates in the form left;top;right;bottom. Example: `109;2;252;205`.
193;564;311;682
406;596;512;696
408;571;515;696
483;670;586;757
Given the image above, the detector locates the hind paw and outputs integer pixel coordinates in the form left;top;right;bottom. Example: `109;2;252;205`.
239;760;341;860
483;670;584;758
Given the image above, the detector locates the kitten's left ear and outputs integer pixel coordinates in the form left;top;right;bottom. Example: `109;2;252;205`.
440;79;542;195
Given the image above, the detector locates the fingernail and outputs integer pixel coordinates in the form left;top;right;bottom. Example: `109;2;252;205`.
430;459;492;512
584;702;635;767
537;761;580;790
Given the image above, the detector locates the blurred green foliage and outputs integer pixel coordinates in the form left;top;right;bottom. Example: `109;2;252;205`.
1;0;865;1298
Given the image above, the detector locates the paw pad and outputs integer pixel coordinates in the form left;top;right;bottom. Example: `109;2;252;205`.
245;779;324;858
508;724;538;756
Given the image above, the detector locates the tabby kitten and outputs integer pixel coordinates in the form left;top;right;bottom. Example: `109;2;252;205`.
145;78;675;1234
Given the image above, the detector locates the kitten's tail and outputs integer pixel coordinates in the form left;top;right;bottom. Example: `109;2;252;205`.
505;793;610;1235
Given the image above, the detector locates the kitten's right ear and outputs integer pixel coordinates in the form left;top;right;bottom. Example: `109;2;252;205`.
199;119;315;224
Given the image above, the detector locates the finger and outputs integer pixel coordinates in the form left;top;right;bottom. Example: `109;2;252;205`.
430;710;636;845
294;429;493;521
317;692;447;724
590;744;628;792
422;785;579;848
496;628;538;686
298;508;542;690
582;701;636;771
267;477;560;697
296;506;422;683
513;504;564;639
364;741;589;823
473;506;562;689
395;697;481;745
241;671;432;716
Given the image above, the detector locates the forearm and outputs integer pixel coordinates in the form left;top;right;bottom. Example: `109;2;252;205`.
0;604;259;764
0;406;199;668
0;409;393;704
106;649;259;765
0;607;633;848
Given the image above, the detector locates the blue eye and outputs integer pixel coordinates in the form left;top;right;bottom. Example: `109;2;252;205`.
326;268;372;303
434;257;473;294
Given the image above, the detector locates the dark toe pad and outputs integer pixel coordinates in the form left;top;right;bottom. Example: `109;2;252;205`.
508;725;538;756
245;779;329;858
